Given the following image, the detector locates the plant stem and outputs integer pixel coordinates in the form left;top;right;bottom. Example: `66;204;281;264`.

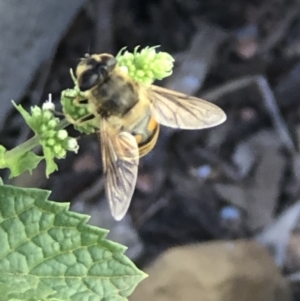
4;136;40;160
58;118;70;129
4;118;71;161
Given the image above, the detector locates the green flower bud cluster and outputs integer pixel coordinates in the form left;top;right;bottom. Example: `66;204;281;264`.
61;95;96;135
23;105;79;159
116;46;175;85
61;71;98;135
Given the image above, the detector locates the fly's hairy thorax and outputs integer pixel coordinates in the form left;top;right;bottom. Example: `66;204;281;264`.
86;68;159;156
89;72;139;117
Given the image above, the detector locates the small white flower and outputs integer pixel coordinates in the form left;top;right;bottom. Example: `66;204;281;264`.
42;94;55;111
67;137;79;153
57;130;68;140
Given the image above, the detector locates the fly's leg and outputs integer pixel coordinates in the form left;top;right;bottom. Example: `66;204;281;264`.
64;96;97;126
66;113;97;126
74;98;89;106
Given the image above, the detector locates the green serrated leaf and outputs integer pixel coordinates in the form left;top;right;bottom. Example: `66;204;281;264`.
0;145;43;179
0;184;147;301
8;151;43;178
12;101;33;128
43;146;58;178
0;146;6;168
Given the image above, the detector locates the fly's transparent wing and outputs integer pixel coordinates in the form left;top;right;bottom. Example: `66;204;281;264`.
149;85;226;129
100;118;139;220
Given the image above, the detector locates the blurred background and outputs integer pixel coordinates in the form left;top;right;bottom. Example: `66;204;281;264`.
1;0;300;300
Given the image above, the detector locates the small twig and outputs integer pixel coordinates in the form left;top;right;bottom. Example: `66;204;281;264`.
166;24;227;94
256;76;296;153
202;75;258;102
202;75;295;153
71;178;105;211
135;196;169;228
258;4;300;55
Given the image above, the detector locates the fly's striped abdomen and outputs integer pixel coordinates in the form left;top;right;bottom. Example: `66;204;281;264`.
137;117;160;157
130;112;160;158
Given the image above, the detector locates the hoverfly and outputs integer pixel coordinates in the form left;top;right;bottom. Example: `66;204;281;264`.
74;53;226;220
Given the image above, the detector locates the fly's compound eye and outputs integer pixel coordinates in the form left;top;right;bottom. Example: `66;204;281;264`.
78;59;111;91
79;70;100;91
97;65;108;78
79;64;109;91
